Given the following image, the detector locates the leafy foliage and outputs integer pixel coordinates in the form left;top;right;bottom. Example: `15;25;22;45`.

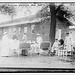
39;5;50;17
36;4;50;18
36;3;73;21
0;5;16;18
55;4;73;21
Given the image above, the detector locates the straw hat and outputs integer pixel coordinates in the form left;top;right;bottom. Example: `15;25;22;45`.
37;34;40;36
4;32;7;35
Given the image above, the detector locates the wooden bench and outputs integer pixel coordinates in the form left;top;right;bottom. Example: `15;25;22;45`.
40;42;50;55
19;43;31;56
40;42;50;50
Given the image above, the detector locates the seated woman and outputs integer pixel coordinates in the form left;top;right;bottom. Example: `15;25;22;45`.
59;39;64;50
29;42;37;54
51;39;60;55
51;39;64;56
58;39;66;56
11;38;20;56
29;41;44;55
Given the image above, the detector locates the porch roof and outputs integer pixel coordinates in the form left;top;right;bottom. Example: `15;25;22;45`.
0;14;50;27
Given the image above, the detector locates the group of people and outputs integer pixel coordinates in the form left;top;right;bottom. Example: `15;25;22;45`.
0;30;73;57
0;31;43;57
51;32;74;56
0;31;20;57
29;34;43;55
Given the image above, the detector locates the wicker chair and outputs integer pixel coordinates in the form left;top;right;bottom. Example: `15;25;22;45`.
57;39;68;57
58;45;68;57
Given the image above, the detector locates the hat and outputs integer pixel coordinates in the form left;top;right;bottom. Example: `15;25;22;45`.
55;38;58;40
4;32;7;35
37;34;40;36
66;33;69;35
23;33;26;34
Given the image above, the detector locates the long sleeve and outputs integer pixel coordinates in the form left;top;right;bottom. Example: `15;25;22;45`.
64;37;67;46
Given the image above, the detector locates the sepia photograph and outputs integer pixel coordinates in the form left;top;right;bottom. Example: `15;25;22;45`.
0;2;75;72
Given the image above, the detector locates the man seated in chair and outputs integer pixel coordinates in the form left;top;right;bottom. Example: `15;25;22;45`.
29;42;36;54
51;39;60;56
59;39;64;50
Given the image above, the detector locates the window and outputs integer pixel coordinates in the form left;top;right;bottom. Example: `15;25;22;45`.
0;29;2;34
31;25;35;34
3;28;6;33
13;27;16;32
24;26;27;33
18;27;21;34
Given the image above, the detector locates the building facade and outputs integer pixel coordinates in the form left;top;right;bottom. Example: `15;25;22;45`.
0;16;72;43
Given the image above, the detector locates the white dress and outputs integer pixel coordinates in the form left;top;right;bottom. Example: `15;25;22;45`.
37;36;42;47
51;41;59;52
36;36;43;53
64;36;73;52
12;39;20;54
1;35;10;56
23;35;27;42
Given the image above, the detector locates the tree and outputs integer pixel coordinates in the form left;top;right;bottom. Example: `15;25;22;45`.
0;4;16;20
36;3;73;46
49;3;56;46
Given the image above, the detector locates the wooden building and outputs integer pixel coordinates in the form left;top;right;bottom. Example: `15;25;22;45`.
0;14;73;43
0;15;50;42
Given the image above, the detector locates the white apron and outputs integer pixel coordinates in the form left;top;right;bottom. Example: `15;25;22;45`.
65;36;72;51
36;36;43;53
11;39;20;54
51;41;59;52
1;35;10;56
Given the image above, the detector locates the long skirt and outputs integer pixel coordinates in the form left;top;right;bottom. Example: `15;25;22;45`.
1;42;10;57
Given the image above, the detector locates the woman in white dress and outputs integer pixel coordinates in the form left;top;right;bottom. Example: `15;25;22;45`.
1;32;10;57
36;34;43;54
64;33;73;55
51;39;60;55
22;33;27;42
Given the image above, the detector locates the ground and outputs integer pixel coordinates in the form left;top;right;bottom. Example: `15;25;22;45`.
0;41;75;71
0;55;75;68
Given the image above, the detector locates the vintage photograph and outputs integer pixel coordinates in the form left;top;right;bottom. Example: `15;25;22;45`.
0;2;75;72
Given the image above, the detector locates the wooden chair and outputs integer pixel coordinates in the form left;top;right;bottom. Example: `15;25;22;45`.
57;39;67;57
58;49;68;57
57;45;68;57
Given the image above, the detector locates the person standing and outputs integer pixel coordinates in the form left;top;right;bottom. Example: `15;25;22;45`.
22;33;27;42
21;33;28;56
13;31;18;40
69;32;74;53
11;31;19;56
1;32;10;57
36;34;43;54
51;39;60;55
13;38;20;56
64;33;73;55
